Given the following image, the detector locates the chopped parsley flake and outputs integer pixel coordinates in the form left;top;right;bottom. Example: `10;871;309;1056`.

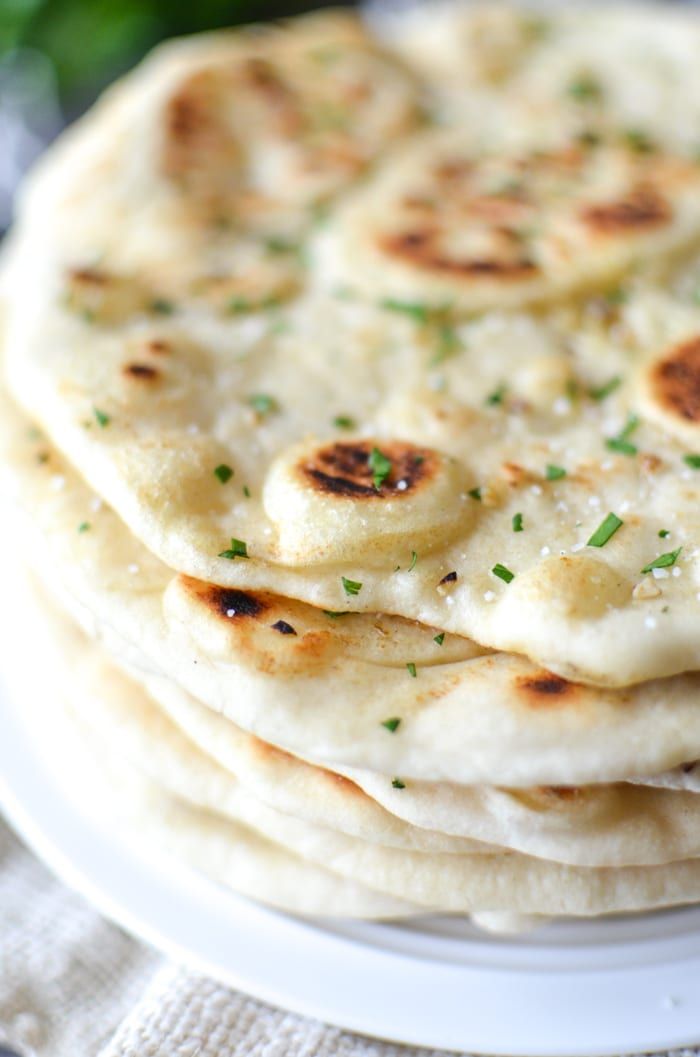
567;74;603;102
512;512;524;532
214;464;233;484
368;447;392;490
78;521;90;533
605;414;639;456
149;297;175;315
683;454;700;469
431;324;462;366
406;662;417;678
381;717;401;733
468;487;482;501
623;128;655;153
545;464;566;481
93;407;110;428
380;298;429;324
492;563;515;584
433;632;445;646
323;610;349;619
243;485;251;498
486;384;507;407
587;512;623;548
333;415;355;430
392;777;406;789
264;236;298;255
641;547;682;575
341;576;362;597
589;376;622;401
659;529;670;539
249;393;278;416
218;538;249;560
408;550;418;572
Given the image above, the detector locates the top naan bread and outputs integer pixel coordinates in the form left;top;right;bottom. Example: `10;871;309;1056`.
5;5;700;686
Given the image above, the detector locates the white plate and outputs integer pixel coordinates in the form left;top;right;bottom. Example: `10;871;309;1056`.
3;664;700;1057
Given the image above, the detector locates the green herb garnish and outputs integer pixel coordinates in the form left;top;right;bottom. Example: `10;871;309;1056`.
641;547;682;574
149;297;175;315
218;538;249;560
78;521;90;533
512;512;524;533
368;447;392;490
683;454;700;469
380;298;429;324
408;550;418;572
214;464;233;484
486;384;507;407
431;324;462;366
264;236;298;255
381;717;401;733
341;576;362;597
492;563;515;584
333;415;355;430
392;777;406;789
406;662;417;678
468;487;482;501
567;74;603;102
93;407;110;428
249;393;278;416
545;464;566;481
433;632;445;646
589;376;621;401
587;512;623;548
659;529;670;539
323;610;349;619
606;413;639;456
623;128;655;153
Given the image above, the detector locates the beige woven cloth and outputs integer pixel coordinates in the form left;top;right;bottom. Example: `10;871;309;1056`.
0;815;697;1057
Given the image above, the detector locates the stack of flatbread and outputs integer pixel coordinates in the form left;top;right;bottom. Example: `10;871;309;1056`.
4;2;700;930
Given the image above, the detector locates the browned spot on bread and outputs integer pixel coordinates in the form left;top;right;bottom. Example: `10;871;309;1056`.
179;576;268;621
516;671;579;705
271;619;297;636
378;230;538;279
649;336;700;423
123;363;160;381
580;186;670;234
145;339;171;356
322;768;366;796
535;785;582;801
68;266;109;287
300;440;435;498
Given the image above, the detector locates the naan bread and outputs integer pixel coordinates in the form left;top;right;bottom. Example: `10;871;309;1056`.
318;127;700;312
16;570;700;917
6;385;700;790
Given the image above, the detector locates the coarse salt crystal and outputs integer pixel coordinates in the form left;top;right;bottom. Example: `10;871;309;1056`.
226;608;236;617
644;616;658;629
396;479;408;491
540;546;550;557
484;590;496;602
128;563;140;575
652;568;670;579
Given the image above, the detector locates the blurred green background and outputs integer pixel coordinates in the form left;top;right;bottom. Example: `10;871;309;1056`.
0;0;352;109
0;0;355;227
